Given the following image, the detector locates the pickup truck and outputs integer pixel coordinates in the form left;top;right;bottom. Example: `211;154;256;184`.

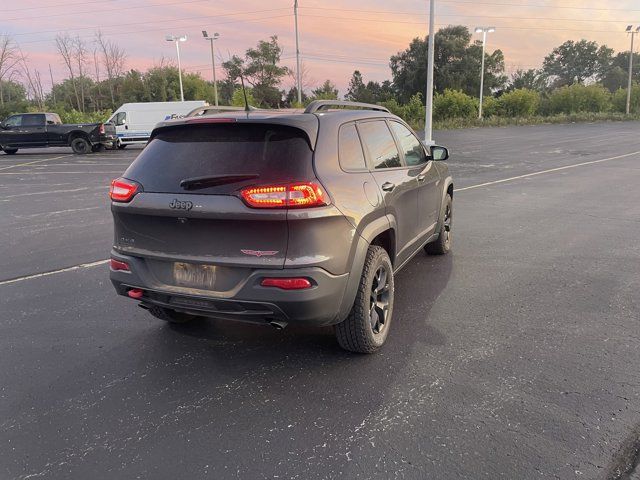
0;112;117;155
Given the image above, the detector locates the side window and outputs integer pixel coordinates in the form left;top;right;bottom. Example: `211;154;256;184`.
338;123;367;171
4;115;22;127
114;112;127;126
390;121;427;166
357;120;401;169
45;114;58;125
22;114;45;127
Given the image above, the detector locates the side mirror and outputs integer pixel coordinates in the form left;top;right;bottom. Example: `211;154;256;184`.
0;122;7;130
430;146;449;161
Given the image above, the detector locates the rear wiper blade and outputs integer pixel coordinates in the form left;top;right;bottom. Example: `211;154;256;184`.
180;174;259;191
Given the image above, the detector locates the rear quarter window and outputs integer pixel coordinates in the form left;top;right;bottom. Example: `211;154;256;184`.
338;123;367;171
123;123;315;195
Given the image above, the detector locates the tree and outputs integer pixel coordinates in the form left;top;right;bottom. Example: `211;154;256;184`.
390;26;506;102
345;71;394;103
0;35;20;107
542;39;613;86
56;34;81;111
508;69;547;92
311;80;339;100
96;31;126;108
345;70;365;101
222;36;289;107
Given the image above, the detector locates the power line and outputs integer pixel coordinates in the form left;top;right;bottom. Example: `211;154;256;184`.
4;0;209;22
438;0;640;12
4;0;128;12
11;8;290;37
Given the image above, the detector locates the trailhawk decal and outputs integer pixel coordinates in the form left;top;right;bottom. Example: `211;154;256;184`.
240;249;279;257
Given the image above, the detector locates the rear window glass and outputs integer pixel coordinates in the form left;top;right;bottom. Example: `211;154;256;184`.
357;121;402;169
123;124;314;194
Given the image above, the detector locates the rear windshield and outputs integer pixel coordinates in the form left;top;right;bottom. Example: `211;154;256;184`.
123;124;314;194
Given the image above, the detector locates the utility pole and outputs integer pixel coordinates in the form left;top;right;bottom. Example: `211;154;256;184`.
203;31;220;106
424;0;435;145
294;0;302;105
475;27;495;120
166;34;187;102
625;25;640;115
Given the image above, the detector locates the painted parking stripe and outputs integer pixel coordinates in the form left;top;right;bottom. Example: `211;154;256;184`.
0;154;72;172
456;150;640;192
0;260;109;286
2;149;640;286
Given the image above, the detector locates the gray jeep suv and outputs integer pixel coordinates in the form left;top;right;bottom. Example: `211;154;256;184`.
109;100;453;353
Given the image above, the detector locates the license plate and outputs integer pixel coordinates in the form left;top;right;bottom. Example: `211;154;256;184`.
173;262;217;289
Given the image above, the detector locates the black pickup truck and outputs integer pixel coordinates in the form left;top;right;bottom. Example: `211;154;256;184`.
0;112;117;154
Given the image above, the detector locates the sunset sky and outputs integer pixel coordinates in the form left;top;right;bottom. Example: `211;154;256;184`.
2;0;639;95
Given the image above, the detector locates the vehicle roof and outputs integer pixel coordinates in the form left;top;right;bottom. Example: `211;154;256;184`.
153;108;399;148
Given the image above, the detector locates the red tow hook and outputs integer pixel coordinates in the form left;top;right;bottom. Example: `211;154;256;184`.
127;288;144;299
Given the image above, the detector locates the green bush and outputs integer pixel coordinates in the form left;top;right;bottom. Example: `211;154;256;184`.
481;96;499;117
434;89;476;120
544;84;611;114
381;93;425;129
56;109;113;124
611;83;640;113
496;88;540;117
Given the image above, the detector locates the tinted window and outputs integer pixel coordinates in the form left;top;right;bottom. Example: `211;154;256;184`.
358;121;401;169
114;112;126;126
4;115;21;127
124;124;314;194
22;114;45;127
45;114;59;125
390;121;427;166
339;123;366;171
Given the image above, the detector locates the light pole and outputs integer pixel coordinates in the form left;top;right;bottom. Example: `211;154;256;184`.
202;31;220;106
294;0;302;105
475;26;495;120
625;25;640;115
166;34;187;102
424;0;435;145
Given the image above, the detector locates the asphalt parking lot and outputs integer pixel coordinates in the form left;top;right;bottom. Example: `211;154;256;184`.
2;122;640;479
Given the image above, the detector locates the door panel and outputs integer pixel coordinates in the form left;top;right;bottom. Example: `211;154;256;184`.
357;120;420;265
16;114;47;146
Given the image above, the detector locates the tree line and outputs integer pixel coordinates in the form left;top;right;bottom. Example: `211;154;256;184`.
1;26;640;124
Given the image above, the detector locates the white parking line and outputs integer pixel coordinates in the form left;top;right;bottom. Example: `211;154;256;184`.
0;260;109;286
2;149;639;287
0;155;72;172
456;150;640;192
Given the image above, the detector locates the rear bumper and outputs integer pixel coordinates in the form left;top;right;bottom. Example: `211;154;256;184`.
109;251;349;327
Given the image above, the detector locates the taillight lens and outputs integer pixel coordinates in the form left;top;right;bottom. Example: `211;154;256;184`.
110;258;130;271
260;278;312;290
240;182;329;209
109;177;139;202
99;123;105;134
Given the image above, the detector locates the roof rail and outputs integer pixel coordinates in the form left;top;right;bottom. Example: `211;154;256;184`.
304;100;390;114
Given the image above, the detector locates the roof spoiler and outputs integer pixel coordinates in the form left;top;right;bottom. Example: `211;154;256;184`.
304;100;390;114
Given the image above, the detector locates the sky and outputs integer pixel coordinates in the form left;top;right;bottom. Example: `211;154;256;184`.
2;0;639;95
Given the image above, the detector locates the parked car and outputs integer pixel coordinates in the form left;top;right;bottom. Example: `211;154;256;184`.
108;100;453;353
107;101;207;148
0;112;117;154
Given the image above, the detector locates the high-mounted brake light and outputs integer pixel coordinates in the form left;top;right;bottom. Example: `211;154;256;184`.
99;123;105;134
186;117;237;124
109;177;139;202
240;182;329;209
261;278;312;290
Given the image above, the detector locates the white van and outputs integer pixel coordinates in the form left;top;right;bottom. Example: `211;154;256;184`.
107;101;207;148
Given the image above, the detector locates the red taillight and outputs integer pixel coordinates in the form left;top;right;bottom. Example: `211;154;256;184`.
240;182;329;209
99;123;105;134
260;278;312;290
110;258;130;271
109;177;139;202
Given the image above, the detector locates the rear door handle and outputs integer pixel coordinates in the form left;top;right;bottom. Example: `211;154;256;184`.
381;182;395;192
417;174;427;182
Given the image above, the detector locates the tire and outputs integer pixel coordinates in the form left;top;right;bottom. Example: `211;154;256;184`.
117;144;127;150
3;148;18;155
70;137;91;154
335;245;394;353
148;305;197;324
425;194;452;255
91;143;106;153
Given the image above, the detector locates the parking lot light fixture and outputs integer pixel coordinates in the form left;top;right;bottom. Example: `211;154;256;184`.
475;26;495;119
203;31;220;106
625;26;640;115
166;34;187;102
